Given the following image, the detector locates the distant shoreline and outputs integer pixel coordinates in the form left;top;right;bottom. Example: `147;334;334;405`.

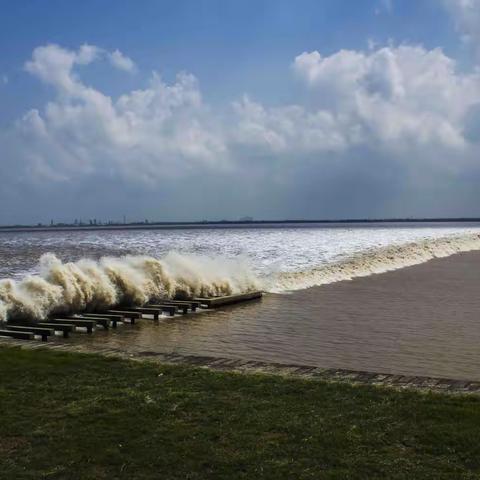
1;218;480;233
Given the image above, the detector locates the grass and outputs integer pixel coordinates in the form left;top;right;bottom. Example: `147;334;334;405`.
0;347;479;479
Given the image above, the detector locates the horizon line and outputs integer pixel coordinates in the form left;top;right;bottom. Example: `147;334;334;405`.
1;217;480;233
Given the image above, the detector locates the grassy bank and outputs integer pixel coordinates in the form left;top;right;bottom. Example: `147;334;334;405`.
0;347;479;479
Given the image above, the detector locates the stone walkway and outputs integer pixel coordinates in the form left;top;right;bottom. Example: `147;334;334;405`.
1;337;479;395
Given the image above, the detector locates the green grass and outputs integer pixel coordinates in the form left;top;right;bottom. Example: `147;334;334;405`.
0;347;479;479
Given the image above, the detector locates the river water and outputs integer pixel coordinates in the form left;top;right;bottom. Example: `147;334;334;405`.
1;222;480;379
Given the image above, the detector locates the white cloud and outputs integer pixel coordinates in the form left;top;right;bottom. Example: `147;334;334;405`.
76;44;102;64
231;95;348;154
25;44;136;95
25;43;86;93
19;44;226;185
15;42;480;183
109;49;136;73
444;0;480;58
3;40;480;221
291;45;480;150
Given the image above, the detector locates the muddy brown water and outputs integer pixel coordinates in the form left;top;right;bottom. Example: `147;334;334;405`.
68;251;480;380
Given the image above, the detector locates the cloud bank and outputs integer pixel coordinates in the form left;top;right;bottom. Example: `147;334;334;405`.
2;33;480;222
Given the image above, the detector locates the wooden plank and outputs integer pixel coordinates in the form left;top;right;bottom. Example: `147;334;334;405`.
81;313;123;327
194;291;263;308
171;300;202;307
0;329;34;340
124;305;177;317
51;318;96;334
106;310;141;324
6;325;54;342
154;302;189;314
119;307;162;320
161;300;202;311
68;316;110;330
147;305;177;316
38;322;74;338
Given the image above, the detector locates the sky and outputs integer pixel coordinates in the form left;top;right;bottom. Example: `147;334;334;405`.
1;0;480;224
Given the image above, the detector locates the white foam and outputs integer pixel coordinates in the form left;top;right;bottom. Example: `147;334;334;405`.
0;252;260;322
267;232;480;292
1;232;479;322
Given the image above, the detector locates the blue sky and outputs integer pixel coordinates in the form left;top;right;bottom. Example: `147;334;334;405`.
1;0;480;223
0;0;460;117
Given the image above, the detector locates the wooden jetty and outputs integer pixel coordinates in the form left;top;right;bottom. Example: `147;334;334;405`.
194;291;263;308
0;291;263;343
38;322;75;338
6;325;54;342
52;318;97;334
0;329;35;341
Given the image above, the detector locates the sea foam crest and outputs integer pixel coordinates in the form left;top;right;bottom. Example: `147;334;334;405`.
268;232;480;292
1;232;479;322
0;252;261;322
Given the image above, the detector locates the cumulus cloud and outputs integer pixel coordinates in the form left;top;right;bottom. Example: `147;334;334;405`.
18;44;225;185
25;43;91;93
25;44;135;93
291;45;480;150
231;95;348;154
444;0;480;57
2;40;480;222
109;49;136;73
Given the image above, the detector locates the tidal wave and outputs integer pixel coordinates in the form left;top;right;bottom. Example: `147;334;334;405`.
268;232;480;292
0;252;260;322
1;232;479;322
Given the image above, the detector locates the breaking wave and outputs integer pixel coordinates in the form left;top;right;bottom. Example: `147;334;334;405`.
268;232;480;292
0;252;260;322
1;232;479;323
